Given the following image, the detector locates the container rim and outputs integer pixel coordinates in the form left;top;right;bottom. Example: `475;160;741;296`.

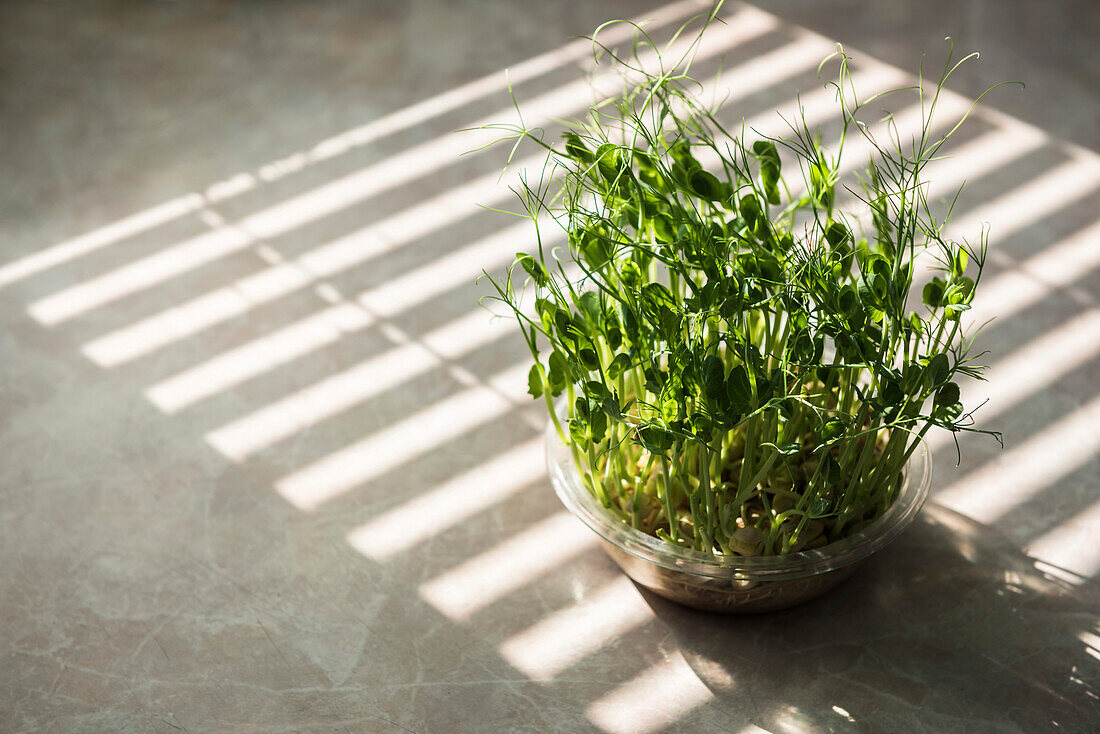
545;420;933;580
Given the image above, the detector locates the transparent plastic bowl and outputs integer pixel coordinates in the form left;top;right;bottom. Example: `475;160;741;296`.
545;421;933;613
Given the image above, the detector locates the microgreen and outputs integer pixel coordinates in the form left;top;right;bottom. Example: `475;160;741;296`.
480;5;1004;556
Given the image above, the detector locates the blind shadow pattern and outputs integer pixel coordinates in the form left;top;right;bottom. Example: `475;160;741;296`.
1;2;1097;732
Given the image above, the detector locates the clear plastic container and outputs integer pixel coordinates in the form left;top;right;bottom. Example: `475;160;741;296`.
545;421;933;613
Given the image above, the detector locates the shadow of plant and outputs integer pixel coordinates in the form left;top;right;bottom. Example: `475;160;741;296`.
641;502;1100;733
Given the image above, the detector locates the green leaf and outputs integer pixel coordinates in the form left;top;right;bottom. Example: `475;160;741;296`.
619;260;642;287
752;139;779;161
946;276;975;305
820;452;843;486
775;441;801;456
935;381;960;406
944;302;972;320
563;132;593;163
752;140;781;205
578;290;601;322
825;221;850;248
879;369;904;407
923;278;945;308
951;245;969;277
690;412;714;440
595;143;622;181
608;352;631;380
810;159;834;209
590;409;607;442
933;401;964;423
527;364;543;399
641;282;675;310
702;355;725;399
653;214;676;243
638;424;674;452
926;353;949;387
726;364;752;413
535;298;556;331
554;309;573;338
660;397;679;424
644;367;662;395
807;496;834;518
790;329;815;364
821;417;848;442
516;253;546;286
606;323;622;351
568;418;588;447
548;351;567;395
585;380;612;402
739;194;762;230
690;170;723;201
579;348;600;371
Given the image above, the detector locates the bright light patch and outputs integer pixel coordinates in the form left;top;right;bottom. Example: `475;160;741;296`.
231;5;775;249
272;361;529;510
585;655;714;734
743;66;907;140
498;576;651;679
969;218;1100;321
947;151;1100;242
28;225;253;325
918;118;1045;190
205;173;257;202
1026;501;1100;581
205;304;515;461
146;302;374;413
359;220;557;317
925;309;1100;454
832;705;855;721
81;158;538;368
1080;631;1100;661
834;117;1053;241
0;194;204;290
346;438;544;561
935;393;1100;522
418;511;598;621
252;0;706;180
84;261;316;367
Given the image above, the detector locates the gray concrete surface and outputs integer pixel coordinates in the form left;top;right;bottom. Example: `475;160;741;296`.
1;1;1098;732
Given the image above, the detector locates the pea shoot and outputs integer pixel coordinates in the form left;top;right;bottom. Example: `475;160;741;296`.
481;7;1004;557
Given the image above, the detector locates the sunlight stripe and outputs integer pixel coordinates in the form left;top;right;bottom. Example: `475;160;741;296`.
0;195;205;290
1026;500;1100;582
924;309;1100;455
253;0;709;180
85;26;820;365
935;392;1100;522
346;438;545;561
206;306;515;461
418;511;598;621
273;360;530;510
149;219;545;416
499;576;652;679
81;163;538;367
969;219;1100;321
585;655;714;734
28;225;253;325
946;150;1100;242
146;302;375;413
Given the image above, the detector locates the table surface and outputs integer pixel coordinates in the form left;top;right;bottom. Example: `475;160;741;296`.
1;2;1098;732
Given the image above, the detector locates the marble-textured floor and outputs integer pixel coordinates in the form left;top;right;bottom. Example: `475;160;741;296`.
1;1;1097;732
